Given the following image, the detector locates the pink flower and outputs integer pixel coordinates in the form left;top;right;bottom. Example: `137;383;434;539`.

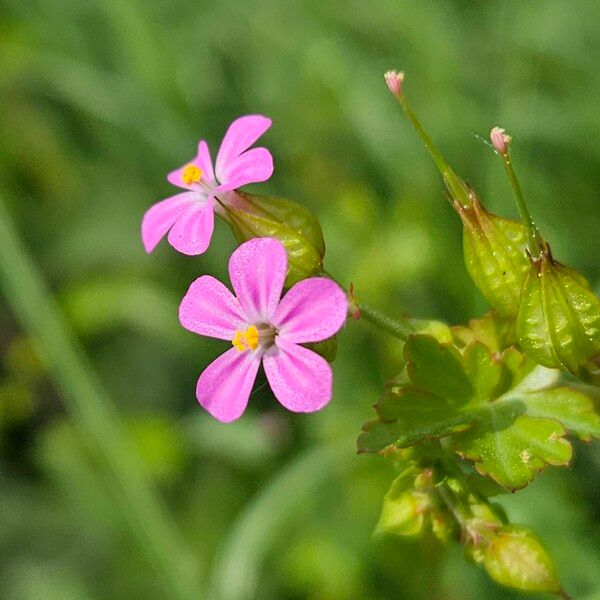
142;115;274;255
179;238;348;422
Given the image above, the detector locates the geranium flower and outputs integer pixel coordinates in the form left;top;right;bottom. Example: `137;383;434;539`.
179;237;348;422
142;115;274;255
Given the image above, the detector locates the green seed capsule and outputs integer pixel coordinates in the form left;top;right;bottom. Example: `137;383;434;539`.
456;195;530;317
517;245;600;382
483;526;561;594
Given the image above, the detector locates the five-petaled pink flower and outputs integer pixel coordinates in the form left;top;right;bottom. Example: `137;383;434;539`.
142;115;274;255
178;238;348;422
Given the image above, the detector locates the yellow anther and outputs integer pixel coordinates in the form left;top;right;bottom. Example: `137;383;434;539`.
232;330;246;352
181;164;202;185
232;326;260;352
245;325;259;350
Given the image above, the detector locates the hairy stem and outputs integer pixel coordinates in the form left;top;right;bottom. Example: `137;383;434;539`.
324;271;414;341
500;151;543;257
0;195;198;600
357;302;414;341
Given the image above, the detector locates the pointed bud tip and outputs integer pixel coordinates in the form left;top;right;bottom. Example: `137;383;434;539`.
384;70;404;98
490;127;511;155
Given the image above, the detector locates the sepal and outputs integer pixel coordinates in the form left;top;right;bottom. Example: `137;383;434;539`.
218;191;325;286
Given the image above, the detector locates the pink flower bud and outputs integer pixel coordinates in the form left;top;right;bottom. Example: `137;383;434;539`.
384;70;404;98
490;127;511;155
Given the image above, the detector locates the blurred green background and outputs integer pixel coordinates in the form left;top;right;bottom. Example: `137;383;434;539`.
1;0;600;598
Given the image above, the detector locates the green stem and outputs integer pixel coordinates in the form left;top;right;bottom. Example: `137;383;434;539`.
0;195;198;600
500;151;543;257
357;302;414;341
397;95;472;208
323;271;414;341
436;482;470;529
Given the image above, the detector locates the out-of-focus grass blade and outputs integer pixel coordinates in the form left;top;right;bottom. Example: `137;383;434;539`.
0;193;200;600
208;437;354;600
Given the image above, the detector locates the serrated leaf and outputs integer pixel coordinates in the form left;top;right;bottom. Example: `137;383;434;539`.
520;386;600;441
483;526;562;594
458;198;530;317
463;342;503;400
453;414;571;490
375;387;472;446
404;335;472;404
220;191;325;286
452;311;517;354
359;334;600;488
358;419;406;453
517;251;600;383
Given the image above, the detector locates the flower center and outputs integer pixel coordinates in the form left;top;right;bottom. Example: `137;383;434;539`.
181;164;203;185
231;323;277;352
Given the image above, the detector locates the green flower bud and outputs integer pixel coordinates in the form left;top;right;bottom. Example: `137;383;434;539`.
374;470;427;537
457;195;530;317
217;191;325;286
517;245;600;383
483;526;562;594
375;491;426;538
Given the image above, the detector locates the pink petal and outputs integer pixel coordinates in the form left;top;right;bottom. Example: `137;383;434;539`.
215;115;272;183
196;347;261;422
167;140;216;189
179;276;247;340
273;278;348;344
228;238;287;321
167;199;214;255
213;147;274;192
141;192;196;253
263;339;332;413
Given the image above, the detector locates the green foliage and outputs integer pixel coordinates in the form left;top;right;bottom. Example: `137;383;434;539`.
220;192;325;286
359;327;600;489
517;249;600;383
370;448;566;595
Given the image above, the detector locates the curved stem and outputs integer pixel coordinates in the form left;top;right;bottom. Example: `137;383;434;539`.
357;302;414;341
500;152;543;257
0;195;198;600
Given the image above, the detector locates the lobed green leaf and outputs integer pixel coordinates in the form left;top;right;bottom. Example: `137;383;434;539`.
358;329;600;489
